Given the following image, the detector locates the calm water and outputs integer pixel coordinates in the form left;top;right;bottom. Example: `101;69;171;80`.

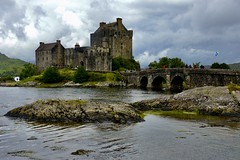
0;87;240;160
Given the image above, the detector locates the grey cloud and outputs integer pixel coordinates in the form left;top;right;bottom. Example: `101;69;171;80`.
0;0;15;19
1;0;240;67
0;0;27;40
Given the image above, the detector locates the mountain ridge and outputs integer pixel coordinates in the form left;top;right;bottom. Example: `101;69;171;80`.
0;52;28;77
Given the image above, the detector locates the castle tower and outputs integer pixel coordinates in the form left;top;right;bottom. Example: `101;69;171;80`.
56;40;64;66
90;18;133;59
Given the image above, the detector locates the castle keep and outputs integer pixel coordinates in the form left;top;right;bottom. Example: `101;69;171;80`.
35;18;133;71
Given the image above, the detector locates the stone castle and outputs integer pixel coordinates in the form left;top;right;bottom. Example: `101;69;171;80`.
35;18;133;71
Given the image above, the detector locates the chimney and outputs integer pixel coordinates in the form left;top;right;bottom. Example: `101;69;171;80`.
75;43;80;48
40;42;44;46
117;18;122;31
56;40;61;44
100;22;106;27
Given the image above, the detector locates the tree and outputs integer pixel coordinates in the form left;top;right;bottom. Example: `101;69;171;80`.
112;57;140;71
211;62;230;69
148;57;185;69
148;61;159;69
159;57;170;68
41;67;63;83
220;63;230;69
210;62;220;69
73;66;89;83
170;58;185;68
20;63;38;80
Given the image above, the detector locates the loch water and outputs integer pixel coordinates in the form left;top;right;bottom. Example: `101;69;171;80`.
0;87;240;160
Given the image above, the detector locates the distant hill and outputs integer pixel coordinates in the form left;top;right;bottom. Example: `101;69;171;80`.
0;52;28;77
229;62;240;70
203;63;240;70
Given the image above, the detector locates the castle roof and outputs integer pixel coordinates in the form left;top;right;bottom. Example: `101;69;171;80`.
93;18;128;34
35;42;57;52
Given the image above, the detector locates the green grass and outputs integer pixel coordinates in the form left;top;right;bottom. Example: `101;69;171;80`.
88;72;123;82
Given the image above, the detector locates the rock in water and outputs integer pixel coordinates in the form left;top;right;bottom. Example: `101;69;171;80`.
5;99;143;124
132;86;240;117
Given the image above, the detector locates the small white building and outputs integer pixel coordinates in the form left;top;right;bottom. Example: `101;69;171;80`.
14;77;20;82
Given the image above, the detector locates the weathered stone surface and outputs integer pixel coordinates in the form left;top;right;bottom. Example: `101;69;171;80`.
5;99;143;124
63;81;125;88
132;86;240;116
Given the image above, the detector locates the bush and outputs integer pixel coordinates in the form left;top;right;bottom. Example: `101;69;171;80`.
20;63;38;80
41;67;63;83
73;66;89;83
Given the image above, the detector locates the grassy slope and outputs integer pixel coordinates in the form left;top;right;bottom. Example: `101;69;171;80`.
0;53;28;76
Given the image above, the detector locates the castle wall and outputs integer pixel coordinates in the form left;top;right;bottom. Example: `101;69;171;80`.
36;18;131;71
36;50;53;70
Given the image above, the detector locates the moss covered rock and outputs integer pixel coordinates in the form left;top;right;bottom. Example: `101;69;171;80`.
132;86;240;117
5;99;143;124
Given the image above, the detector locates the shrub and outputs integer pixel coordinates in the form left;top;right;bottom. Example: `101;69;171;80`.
20;63;39;80
41;67;63;83
73;66;89;83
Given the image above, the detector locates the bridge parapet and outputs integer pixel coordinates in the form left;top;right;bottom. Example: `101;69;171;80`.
121;68;240;91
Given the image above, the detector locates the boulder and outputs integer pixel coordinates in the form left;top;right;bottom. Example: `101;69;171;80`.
5;99;143;124
132;86;240;117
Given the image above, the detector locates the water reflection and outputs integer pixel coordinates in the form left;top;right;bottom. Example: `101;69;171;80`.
0;87;240;160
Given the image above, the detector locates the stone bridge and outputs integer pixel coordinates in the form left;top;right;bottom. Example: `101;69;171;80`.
121;68;240;92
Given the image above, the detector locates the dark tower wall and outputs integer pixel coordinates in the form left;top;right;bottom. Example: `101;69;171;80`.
56;40;65;66
90;18;133;59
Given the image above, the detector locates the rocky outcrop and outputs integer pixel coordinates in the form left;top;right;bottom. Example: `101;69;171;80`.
132;86;240;117
63;81;125;88
5;99;143;124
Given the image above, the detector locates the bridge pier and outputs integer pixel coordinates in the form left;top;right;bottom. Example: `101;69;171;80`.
185;75;191;90
166;75;171;91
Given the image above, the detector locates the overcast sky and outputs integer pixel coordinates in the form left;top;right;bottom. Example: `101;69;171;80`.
1;0;240;67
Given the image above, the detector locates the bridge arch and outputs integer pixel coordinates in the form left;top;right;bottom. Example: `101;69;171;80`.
152;76;166;90
140;76;148;89
170;75;184;92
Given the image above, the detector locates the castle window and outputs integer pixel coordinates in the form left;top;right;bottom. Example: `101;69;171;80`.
42;57;44;61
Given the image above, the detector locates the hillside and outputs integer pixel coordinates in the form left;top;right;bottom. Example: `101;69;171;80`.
0;52;28;77
229;62;240;70
201;62;240;70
